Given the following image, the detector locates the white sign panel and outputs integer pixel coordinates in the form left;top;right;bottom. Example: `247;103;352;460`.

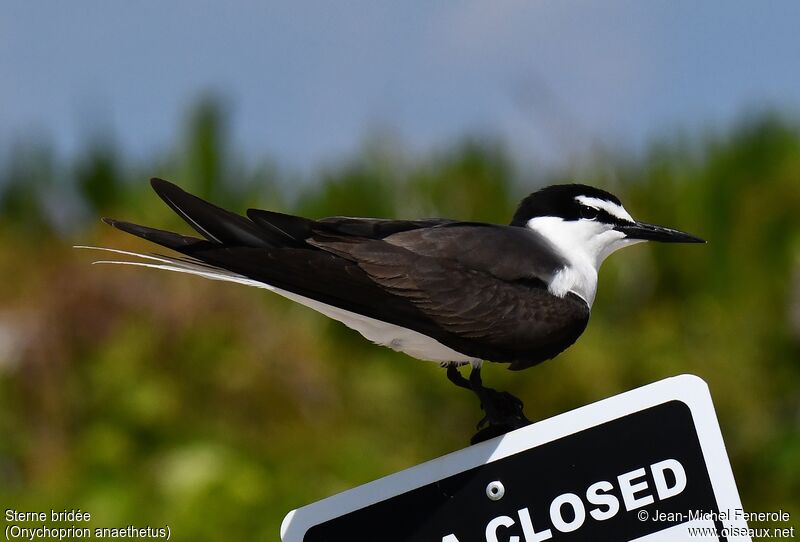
281;374;750;542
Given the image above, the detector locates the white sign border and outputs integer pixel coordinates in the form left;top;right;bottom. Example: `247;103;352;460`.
281;374;750;541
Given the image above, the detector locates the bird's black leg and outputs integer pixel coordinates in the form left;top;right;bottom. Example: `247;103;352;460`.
445;364;532;444
446;364;472;390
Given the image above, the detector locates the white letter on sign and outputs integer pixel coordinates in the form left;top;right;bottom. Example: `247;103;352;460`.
442;535;461;542
486;515;518;542
549;493;586;533
586;480;620;521
518;507;552;541
618;468;655;511
651;459;687;500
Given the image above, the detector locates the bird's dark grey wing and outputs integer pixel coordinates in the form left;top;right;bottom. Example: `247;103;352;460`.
150;178;278;247
379;223;566;283
309;234;589;368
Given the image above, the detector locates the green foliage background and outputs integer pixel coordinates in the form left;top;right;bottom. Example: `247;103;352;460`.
0;101;798;538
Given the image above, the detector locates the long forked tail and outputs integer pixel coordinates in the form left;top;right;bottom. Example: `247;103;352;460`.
76;178;310;290
75;245;275;290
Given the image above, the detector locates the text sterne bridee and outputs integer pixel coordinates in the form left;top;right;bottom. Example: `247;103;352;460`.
441;458;686;542
4;509;90;523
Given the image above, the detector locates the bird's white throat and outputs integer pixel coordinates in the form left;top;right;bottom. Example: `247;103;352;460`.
526;216;644;306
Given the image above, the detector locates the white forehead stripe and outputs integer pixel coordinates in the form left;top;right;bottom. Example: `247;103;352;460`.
574;195;634;222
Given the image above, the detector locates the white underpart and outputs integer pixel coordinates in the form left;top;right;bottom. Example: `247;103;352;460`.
76;246;480;365
525;203;643;306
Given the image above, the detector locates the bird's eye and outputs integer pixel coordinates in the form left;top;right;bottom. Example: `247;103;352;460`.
580;206;599;220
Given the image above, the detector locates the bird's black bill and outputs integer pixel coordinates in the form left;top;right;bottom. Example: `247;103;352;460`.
616;221;705;243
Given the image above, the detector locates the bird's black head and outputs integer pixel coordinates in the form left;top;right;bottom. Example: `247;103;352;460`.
510;183;704;244
510;184;623;226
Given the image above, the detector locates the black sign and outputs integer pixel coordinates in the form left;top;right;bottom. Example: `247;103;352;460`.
281;376;750;542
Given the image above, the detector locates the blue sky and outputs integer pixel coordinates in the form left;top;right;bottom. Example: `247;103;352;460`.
3;1;799;171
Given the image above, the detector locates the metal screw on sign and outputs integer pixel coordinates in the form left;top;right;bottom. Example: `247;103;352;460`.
486;481;505;501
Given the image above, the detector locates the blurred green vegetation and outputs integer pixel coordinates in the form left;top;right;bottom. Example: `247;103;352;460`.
0;101;798;539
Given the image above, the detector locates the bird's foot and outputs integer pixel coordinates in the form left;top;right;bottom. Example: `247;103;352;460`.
471;387;532;444
446;364;532;445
